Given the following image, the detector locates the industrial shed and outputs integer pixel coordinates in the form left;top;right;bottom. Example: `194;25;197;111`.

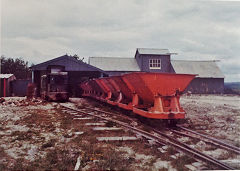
170;60;224;94
0;74;16;97
31;55;107;97
89;48;225;94
89;57;140;76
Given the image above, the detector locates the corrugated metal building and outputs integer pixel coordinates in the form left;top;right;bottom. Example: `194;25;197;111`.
12;79;32;97
89;48;224;94
0;74;16;97
89;57;140;76
171;60;224;93
31;55;107;97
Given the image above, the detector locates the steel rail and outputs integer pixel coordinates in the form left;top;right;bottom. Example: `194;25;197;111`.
169;128;240;155
151;128;235;170
176;125;240;154
60;105;234;170
78;105;135;121
72;105;240;154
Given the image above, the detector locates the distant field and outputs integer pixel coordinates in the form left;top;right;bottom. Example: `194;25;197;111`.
224;82;240;94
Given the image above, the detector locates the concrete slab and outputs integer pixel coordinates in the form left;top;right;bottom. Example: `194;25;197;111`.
61;110;70;113
73;115;84;117
85;123;106;126
162;145;168;150
221;159;240;168
96;136;138;141
192;162;203;168
185;165;197;171
175;152;185;158
170;155;177;159
148;139;157;145
70;112;79;115
93;127;122;131
73;117;93;120
74;132;84;135
158;148;167;153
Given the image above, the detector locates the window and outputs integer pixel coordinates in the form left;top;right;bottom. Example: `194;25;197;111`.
149;59;161;69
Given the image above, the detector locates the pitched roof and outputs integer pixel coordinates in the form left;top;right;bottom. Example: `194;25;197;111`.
171;60;224;78
89;57;140;71
0;74;15;79
137;48;170;55
31;55;106;73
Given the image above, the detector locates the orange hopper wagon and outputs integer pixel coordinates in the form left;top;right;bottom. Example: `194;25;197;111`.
121;72;195;119
80;72;195;120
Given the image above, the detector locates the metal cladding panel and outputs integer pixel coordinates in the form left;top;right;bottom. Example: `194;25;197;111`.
12;80;31;96
171;60;224;78
102;78;119;98
104;78;117;92
110;76;133;101
89;80;103;93
185;78;224;94
95;79;111;93
89;57;140;71
122;72;196;103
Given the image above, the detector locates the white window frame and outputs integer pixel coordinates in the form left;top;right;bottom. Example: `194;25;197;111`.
149;59;161;69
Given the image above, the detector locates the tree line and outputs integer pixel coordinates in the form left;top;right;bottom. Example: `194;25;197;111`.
0;56;32;79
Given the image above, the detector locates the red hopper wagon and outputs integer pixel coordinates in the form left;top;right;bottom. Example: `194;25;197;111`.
80;72;195;120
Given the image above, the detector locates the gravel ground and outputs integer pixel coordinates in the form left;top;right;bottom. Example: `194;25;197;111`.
0;97;179;170
181;94;240;146
0;95;239;170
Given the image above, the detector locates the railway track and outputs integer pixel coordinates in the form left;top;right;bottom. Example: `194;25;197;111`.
59;103;235;170
171;126;240;155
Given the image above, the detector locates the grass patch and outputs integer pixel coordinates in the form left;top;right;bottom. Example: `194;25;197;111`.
95;147;134;170
41;139;56;149
204;144;218;151
218;151;236;160
25;147;78;170
105;121;116;127
171;155;195;171
12;158;25;170
166;146;176;155
11;131;33;142
60;115;73;129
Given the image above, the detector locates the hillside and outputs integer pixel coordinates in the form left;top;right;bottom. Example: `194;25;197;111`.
224;82;240;94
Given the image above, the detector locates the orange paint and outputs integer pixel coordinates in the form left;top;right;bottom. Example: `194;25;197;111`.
80;72;196;120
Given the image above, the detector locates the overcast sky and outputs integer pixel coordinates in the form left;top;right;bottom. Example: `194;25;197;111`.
1;0;240;82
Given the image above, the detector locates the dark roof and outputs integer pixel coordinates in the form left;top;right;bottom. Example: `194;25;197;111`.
31;55;107;74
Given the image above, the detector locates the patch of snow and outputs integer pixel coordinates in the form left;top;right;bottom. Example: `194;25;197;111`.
153;159;176;171
118;146;135;156
204;148;228;159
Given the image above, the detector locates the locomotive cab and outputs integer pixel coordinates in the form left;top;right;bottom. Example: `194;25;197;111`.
41;72;69;101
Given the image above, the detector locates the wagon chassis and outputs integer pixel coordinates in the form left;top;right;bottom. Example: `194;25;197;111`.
60;104;237;170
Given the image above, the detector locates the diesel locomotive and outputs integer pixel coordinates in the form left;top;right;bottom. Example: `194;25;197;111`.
40;72;69;101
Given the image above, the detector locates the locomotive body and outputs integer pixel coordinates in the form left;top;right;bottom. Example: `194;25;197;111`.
41;72;69;101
